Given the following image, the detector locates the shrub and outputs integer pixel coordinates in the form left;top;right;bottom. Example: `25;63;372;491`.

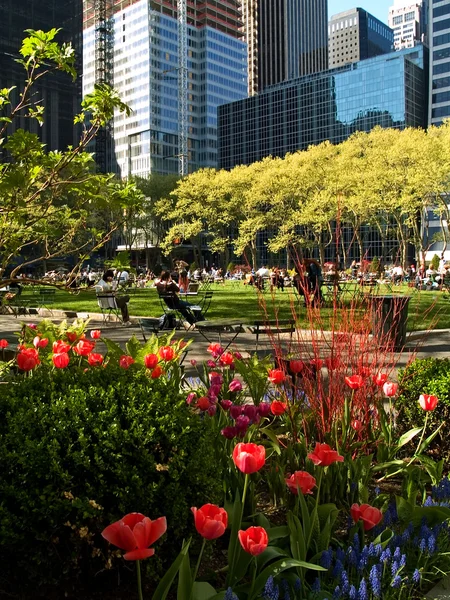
397;357;450;458
430;253;440;271
0;365;221;594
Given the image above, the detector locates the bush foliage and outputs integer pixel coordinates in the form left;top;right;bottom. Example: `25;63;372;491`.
0;365;221;592
397;357;450;457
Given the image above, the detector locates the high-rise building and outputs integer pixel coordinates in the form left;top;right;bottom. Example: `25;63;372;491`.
429;0;450;125
0;0;82;150
388;0;427;50
218;45;427;169
83;0;247;177
328;8;394;68
241;0;328;95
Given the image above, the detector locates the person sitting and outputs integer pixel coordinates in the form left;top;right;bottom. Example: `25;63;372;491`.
178;270;189;293
156;271;204;325
95;269;131;325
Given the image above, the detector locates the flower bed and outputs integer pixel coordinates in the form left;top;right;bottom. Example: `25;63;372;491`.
0;319;449;599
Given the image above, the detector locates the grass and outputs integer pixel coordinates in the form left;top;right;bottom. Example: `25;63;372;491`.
13;281;450;332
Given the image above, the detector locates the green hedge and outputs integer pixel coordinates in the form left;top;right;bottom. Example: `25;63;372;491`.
0;365;221;594
397;357;450;458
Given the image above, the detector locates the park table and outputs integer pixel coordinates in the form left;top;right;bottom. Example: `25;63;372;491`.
195;318;246;352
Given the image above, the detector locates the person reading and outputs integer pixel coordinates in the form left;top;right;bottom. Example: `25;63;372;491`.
95;269;131;325
156;271;204;325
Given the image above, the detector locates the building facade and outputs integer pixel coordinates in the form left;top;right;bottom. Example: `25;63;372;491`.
83;0;247;177
0;0;82;150
218;45;428;170
429;0;450;125
328;8;394;68
388;0;427;50
241;0;328;95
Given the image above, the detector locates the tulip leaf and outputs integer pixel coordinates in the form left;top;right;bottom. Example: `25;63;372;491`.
151;538;191;600
396;427;422;449
252;558;326;599
177;542;192;600
411;506;450;527
372;528;394;549
231;545;253;583
192;582;218;600
125;334;142;359
418;421;445;454
226;488;242;586
103;337;125;360
256;546;289;570
287;512;306;562
267;526;289;541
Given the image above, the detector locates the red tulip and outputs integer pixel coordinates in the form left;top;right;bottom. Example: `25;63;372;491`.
197;396;210;411
90;329;101;339
289;359;304;374
345;375;364;390
0;339;8;349
286;471;316;495
73;339;96;356
232;442;266;474
52;352;70;369
207;342;224;356
144;353;159;369
350;503;383;531
17;348;40;371
419;394;438;411
270;400;287;416
66;332;78;343
373;373;388;387
102;512;167;561
151;366;163;379
351;419;363;431
53;340;71;354
33;336;49;349
119;355;135;369
159;346;175;361
191;504;228;540
268;369;285;384
383;382;398;397
307;443;344;466
88;352;104;366
238;526;268;556
359;366;372;378
219;352;234;366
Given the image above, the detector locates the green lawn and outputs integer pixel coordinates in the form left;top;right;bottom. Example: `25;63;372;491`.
16;282;450;331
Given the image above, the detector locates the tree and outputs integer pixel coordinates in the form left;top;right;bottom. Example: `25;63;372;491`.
0;29;141;283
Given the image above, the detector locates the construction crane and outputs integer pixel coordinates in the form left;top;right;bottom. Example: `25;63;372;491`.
178;0;188;176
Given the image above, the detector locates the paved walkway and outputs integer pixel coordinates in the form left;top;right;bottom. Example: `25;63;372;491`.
0;310;449;376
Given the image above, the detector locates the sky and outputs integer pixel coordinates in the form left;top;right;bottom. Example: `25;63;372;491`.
328;0;393;24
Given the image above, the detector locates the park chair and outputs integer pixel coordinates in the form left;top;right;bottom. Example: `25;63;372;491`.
196;290;213;318
138;317;160;342
158;292;185;329
249;319;296;352
96;293;122;324
38;288;56;313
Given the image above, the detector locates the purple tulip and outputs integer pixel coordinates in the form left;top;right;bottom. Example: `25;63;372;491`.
190;359;197;366
221;426;237;439
208;384;222;398
229;379;242;393
230;405;243;420
258;402;271;417
207;360;216;368
186;392;196;405
243;404;258;421
209;373;224;386
221;399;233;410
234;351;243;360
207;405;217;416
235;415;250;433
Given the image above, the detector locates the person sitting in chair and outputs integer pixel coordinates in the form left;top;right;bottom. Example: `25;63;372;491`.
156;271;204;325
95;269;131;325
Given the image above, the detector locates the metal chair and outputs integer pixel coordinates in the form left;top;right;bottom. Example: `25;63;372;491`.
138;317;160;342
158;292;184;329
196;290;213;318
38;288;56;313
96;293;121;324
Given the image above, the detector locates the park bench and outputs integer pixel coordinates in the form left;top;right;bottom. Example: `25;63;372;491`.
247;319;296;351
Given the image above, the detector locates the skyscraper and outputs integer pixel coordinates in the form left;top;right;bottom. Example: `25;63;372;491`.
0;0;82;150
388;0;427;50
242;0;328;95
429;0;450;125
329;8;394;68
83;0;247;177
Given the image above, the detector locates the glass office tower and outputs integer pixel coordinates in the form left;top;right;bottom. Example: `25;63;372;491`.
83;0;247;176
218;45;427;169
429;0;450;124
0;0;82;150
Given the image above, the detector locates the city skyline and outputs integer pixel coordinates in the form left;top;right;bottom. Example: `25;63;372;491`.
329;0;393;24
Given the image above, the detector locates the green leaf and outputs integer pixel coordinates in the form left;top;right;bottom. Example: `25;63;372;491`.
267;526;289;541
287;512;306;562
372;528;394;549
256;546;289;571
103;337;126;361
177;543;192;600
152;539;191;600
226;488;242;586
397;427;422;449
192;582;217;600
126;334;141;359
418;421;446;454
411;506;450;527
252;558;325;599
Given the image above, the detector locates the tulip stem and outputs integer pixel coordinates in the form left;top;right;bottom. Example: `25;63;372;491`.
191;538;206;595
136;560;144;600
